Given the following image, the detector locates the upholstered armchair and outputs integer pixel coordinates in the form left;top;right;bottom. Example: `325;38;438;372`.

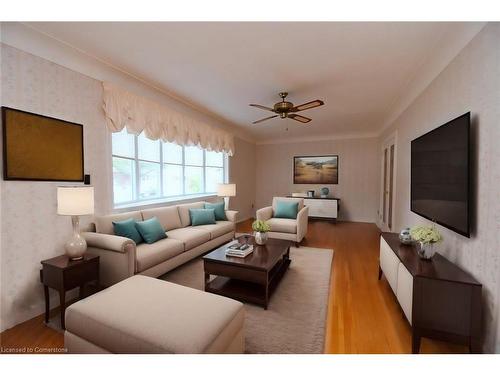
255;197;309;246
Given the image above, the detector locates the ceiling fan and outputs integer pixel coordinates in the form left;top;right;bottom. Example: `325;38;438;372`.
249;92;324;124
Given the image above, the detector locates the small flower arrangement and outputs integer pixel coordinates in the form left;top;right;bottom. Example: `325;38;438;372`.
252;220;270;233
410;225;442;244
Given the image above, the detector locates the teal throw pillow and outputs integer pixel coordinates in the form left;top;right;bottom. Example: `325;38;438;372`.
189;208;216;226
205;202;227;221
274;201;299;219
113;218;143;244
135;217;167;244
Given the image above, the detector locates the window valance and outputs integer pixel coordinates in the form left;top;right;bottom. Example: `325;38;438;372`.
102;82;235;156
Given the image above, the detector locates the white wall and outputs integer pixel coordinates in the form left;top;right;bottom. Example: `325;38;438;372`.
379;23;500;353
0;32;256;331
255;137;379;222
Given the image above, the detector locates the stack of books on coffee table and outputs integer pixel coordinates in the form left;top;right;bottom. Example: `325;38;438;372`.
225;242;254;258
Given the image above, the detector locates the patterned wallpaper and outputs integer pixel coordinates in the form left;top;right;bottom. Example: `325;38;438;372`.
380;23;500;353
0;44;111;330
0;43;256;331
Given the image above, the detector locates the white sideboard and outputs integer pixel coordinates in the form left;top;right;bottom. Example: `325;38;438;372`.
303;198;339;219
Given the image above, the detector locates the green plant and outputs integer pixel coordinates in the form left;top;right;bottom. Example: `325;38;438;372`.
252;219;270;233
410;225;442;244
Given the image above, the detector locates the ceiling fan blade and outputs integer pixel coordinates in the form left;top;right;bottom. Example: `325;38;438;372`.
252;115;278;124
291;99;324;112
288;114;311;123
249;104;275;112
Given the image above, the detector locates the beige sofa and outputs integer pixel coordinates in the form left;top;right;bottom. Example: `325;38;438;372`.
83;201;237;286
256;197;308;245
65;275;245;353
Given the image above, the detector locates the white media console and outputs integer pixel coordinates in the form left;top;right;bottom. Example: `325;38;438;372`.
303;197;339;220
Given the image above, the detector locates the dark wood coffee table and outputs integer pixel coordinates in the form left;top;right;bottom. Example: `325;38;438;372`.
203;235;292;309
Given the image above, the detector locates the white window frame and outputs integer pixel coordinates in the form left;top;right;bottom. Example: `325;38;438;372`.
112;132;228;208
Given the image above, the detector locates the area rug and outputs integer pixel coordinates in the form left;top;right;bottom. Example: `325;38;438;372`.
161;245;334;354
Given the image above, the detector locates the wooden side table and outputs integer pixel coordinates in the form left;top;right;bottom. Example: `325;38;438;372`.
40;253;99;330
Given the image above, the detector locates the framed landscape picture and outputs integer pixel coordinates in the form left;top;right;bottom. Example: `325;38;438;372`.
293;155;338;184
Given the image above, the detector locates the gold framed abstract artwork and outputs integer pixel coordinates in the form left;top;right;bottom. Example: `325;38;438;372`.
293;155;339;184
2;107;84;181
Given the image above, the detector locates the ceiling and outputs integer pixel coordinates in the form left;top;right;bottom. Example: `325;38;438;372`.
25;22;484;142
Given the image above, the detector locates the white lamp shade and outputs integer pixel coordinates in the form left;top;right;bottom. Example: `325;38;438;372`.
57;187;94;216
217;183;236;197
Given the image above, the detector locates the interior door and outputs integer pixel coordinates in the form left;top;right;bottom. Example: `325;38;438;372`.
380;136;396;232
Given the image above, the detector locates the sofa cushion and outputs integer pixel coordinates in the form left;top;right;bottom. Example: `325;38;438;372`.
112;218;143;244
135;238;184;272
177;202;205;227
141;206;182;231
135;217;167;244
95;211;143;235
166;227;211;250
189;208;216;226
204;202;227;221
65;275;244;353
267;218;297;234
193;221;235;239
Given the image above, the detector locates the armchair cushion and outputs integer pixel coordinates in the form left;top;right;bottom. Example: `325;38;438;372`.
266;218;297;234
273;200;299;219
112;218;143;245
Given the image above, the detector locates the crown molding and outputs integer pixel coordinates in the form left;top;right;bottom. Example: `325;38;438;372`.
376;22;486;136
2;22;257;144
256;131;379;146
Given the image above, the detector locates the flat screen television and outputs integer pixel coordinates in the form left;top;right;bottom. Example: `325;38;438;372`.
2;106;84;182
411;112;470;237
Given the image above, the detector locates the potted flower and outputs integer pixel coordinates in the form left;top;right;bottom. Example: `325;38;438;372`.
252;219;271;245
410;225;443;260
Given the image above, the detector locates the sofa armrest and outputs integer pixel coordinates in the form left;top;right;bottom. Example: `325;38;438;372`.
256;206;273;221
82;232;135;253
225;210;238;223
296;206;309;242
83;232;137;286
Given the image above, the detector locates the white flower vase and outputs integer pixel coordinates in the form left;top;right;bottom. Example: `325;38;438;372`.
417;241;437;260
255;231;268;245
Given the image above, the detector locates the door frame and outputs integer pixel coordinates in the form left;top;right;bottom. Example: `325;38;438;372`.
379;131;398;232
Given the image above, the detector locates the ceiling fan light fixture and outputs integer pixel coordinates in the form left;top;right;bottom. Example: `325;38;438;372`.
249;93;324;125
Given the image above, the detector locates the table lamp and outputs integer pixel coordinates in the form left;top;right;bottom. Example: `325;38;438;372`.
57;186;94;260
217;183;236;210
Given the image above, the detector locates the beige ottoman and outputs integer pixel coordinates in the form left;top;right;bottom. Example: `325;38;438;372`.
64;275;244;353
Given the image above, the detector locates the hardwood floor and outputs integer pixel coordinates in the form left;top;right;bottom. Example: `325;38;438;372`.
0;220;469;354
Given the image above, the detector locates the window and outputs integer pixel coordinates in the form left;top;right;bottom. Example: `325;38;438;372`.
112;129;227;206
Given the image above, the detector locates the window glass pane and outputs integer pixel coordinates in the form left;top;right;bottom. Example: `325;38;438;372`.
206;167;224;193
113;157;136;203
206;151;224;167
112;129;135;158
163;142;183;164
138;133;160;162
163;164;183;196
138;161;161;200
185;166;204;194
184;145;203;166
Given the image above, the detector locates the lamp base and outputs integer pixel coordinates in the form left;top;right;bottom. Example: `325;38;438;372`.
65;232;87;260
223;196;230;210
65;216;87;260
